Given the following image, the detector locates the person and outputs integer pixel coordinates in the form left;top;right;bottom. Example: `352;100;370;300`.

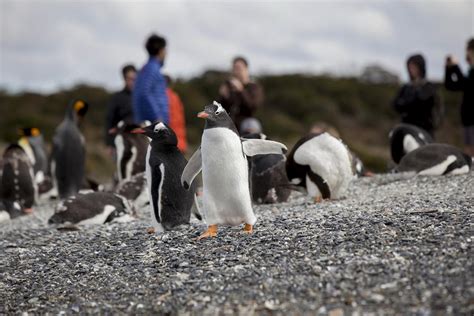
133;34;169;124
164;75;188;153
105;64;136;153
392;54;442;137
444;38;474;157
218;56;264;132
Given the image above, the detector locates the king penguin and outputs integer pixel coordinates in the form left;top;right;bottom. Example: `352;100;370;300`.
17;127;49;185
132;122;201;232
286;132;353;202
51;99;88;199
389;123;433;164
181;101;287;240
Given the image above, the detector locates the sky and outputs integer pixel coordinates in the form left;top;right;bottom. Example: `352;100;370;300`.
1;0;473;93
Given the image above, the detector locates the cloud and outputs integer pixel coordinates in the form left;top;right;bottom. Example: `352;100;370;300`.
0;0;472;92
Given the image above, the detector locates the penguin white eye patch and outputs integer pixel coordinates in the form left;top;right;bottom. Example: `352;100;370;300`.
154;123;167;132
213;101;225;115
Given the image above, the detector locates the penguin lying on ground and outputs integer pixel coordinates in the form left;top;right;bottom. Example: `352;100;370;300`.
286;132;353;202
48;191;136;225
397;144;472;175
242;133;291;204
389;123;433;164
132;122;201;233
0;144;36;213
51;99;88;199
0;200;23;223
115;172;149;208
109;120;149;182
181;101;287;240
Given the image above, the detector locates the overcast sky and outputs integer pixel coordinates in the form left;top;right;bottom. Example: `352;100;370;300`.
1;0;473;93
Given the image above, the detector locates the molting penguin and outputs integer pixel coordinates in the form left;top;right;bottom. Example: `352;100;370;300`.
389;123;433;164
181;101;287;239
110;120;149;182
48;191;136;225
242;133;291;204
286;132;353;202
0;200;23;223
115;172;149;208
132;122;201;232
397;143;471;175
17;127;49;184
51;99;88;199
0;144;36;212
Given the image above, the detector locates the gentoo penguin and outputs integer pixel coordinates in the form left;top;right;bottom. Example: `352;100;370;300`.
17;127;49;185
0;144;36;212
389;123;433;164
51;99;88;199
115;172;149;208
0;200;23;223
132;122;201;232
397;144;472;175
286;132;353;202
242;132;291;204
48;191;136;225
181;101;287;239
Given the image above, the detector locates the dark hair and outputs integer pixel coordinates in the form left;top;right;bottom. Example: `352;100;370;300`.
406;54;426;79
122;64;136;78
233;56;248;67
145;34;166;56
467;38;474;51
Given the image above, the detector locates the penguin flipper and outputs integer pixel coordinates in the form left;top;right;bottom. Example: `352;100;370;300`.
181;147;202;190
241;139;287;157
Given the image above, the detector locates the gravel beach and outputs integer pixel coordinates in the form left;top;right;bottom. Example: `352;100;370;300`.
1;172;473;315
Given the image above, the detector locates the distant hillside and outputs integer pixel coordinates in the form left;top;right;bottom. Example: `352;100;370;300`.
0;73;463;182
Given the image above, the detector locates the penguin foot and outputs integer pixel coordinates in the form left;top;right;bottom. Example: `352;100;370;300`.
147;227;156;234
197;225;218;240
24;208;34;214
243;224;253;234
313;196;323;203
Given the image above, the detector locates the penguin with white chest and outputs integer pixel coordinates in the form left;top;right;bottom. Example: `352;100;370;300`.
51;99;88;199
132;122;201;232
389;123;433;164
286;132;353;202
181;101;287;240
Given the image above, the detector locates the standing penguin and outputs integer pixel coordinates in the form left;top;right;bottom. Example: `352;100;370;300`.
132;122;201;232
0;144;36;213
109;120;149;182
389;123;433;164
181;101;287;239
286;132;353;202
51;99;88;199
17;127;49;184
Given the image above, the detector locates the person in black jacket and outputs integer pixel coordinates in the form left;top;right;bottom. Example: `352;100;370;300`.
392;54;442;137
105;64;137;155
445;38;474;157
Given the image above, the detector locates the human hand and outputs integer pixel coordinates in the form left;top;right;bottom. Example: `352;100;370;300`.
230;78;244;92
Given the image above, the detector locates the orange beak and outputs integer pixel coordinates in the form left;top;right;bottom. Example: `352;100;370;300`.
197;111;209;119
108;127;118;134
131;128;145;134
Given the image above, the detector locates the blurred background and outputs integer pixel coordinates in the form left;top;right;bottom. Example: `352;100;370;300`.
1;0;472;181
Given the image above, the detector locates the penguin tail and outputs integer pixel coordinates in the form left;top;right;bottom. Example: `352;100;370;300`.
192;194;203;221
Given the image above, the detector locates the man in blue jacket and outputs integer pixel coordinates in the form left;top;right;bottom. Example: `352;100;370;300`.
133;34;169;124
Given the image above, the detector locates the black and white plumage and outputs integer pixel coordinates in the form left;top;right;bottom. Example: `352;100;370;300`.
181;101;287;237
110;120;149;182
350;151;366;178
132;122;200;232
17;128;49;185
48;191;136;225
389;123;433;164
0;200;23;223
115;172;149;208
242;133;291;204
286;132;353;201
397;144;472;175
51;99;88;199
0;144;36;211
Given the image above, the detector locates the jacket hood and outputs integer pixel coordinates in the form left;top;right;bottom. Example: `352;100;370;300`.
407;54;426;79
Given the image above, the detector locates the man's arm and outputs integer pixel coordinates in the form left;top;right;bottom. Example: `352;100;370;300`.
444;65;465;91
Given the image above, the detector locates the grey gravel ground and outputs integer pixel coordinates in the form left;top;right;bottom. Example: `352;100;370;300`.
1;172;473;315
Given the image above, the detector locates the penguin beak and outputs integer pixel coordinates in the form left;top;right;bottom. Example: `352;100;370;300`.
131;128;145;134
108;127;118;134
197;111;209;119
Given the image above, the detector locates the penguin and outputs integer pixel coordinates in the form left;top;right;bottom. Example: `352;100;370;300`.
397;143;472;175
109;120;149;182
115;172;149;208
286;132;353;202
51;99;88;199
0;144;37;212
0;200;23;223
17;127;49;184
131;121;201;232
389;123;433;164
242;132;291;204
181;101;287;239
48;191;136;225
350;151;368;177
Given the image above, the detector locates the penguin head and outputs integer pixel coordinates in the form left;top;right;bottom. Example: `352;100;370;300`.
18;127;41;138
198;101;236;130
131;122;177;145
109;120;140;135
66;99;89;122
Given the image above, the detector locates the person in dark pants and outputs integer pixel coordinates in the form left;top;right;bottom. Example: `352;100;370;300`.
105;64;136;155
218;56;264;132
392;54;442;137
445;38;474;157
